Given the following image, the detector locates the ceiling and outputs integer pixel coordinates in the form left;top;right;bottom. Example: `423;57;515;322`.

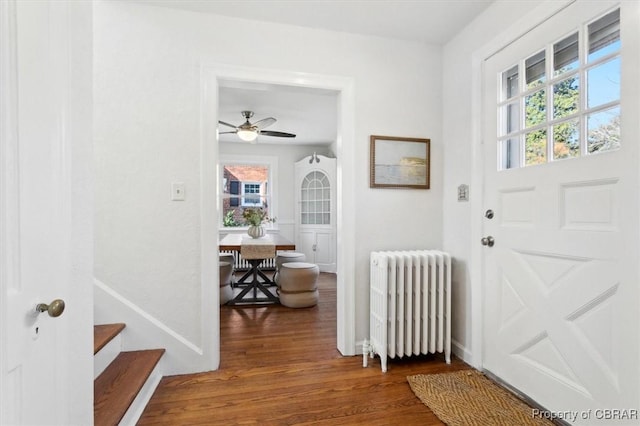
217;82;339;146
137;0;493;45
136;0;494;146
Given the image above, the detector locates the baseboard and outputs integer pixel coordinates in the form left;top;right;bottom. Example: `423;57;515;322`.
94;278;211;375
358;338;473;366
451;338;473;364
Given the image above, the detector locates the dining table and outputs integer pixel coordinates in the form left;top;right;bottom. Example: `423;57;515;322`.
219;233;295;305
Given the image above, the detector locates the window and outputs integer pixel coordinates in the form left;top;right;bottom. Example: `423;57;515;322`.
241;182;262;206
220;155;278;228
301;171;330;225
498;8;620;170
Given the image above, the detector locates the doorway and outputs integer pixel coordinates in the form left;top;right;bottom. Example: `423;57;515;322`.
200;63;356;369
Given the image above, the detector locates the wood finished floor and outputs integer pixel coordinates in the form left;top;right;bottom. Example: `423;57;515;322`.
138;273;471;425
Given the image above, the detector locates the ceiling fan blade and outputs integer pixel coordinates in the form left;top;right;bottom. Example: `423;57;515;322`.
219;131;238;135
252;117;276;130
260;130;296;138
218;120;238;129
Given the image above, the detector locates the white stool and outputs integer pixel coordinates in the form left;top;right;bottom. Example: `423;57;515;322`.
219;253;236;286
219;261;233;305
274;252;306;283
278;262;319;308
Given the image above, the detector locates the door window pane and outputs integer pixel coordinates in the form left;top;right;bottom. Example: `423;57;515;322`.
502;65;519;100
554;33;579;76
526;50;546;89
553;119;580;160
588;106;620;154
501;102;520;135
587;57;620;108
525;89;546;128
553;76;579;119
500;138;520;170
525;129;547;166
588;8;620;62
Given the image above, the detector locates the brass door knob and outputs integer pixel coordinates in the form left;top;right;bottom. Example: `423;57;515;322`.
36;299;65;317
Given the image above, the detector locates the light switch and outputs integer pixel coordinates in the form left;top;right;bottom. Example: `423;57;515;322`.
171;182;185;201
458;184;469;202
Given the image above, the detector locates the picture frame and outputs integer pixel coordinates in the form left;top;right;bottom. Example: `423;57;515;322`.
370;135;430;189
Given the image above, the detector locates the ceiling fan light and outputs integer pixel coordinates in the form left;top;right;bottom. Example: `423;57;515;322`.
237;129;257;142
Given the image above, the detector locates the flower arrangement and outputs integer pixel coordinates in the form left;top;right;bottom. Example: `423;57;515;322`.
242;207;276;227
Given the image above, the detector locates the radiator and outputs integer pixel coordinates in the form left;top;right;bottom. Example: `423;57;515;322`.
363;250;451;372
220;250;276;271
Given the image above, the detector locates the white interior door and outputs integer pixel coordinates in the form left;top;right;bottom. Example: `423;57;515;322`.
0;1;93;424
482;1;639;422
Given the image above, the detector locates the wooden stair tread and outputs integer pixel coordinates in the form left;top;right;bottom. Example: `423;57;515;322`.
94;349;165;426
94;323;126;355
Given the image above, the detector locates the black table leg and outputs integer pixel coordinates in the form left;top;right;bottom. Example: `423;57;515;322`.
227;259;279;305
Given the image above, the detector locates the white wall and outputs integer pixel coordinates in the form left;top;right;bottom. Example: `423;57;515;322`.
442;1;570;362
219;142;331;241
94;0;443;370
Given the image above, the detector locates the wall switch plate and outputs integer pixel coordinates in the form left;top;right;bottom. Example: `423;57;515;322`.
458;184;469;202
171;182;185;201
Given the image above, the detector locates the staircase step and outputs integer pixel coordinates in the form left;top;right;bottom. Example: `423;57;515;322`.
94;323;126;355
94;349;165;426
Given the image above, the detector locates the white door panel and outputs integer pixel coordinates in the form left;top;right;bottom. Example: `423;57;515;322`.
1;1;93;424
315;232;332;265
482;1;639;422
298;230;316;263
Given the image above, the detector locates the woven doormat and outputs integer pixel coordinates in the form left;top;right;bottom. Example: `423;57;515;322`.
407;370;554;426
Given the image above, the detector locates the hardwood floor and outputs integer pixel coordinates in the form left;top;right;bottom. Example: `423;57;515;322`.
138;273;471;425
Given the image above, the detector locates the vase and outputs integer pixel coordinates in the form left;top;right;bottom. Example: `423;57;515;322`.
247;225;265;239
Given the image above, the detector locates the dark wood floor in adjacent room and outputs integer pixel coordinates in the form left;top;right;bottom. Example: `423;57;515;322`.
138;273;471;425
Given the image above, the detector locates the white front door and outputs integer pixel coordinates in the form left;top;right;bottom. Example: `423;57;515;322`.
482;1;639;422
0;1;93;424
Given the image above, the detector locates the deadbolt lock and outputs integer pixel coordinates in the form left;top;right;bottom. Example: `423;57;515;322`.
481;236;495;247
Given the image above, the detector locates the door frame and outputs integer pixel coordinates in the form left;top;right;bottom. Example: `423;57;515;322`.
469;0;582;369
199;62;356;368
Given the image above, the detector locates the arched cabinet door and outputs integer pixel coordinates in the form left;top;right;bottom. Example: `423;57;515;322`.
294;155;336;272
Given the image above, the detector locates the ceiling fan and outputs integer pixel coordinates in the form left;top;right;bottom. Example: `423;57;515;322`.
218;111;296;143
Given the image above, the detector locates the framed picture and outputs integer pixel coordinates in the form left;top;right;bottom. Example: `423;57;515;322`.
370;135;430;189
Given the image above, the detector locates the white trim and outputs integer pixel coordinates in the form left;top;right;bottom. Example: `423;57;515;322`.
451;338;473;364
94;278;205;375
469;0;577;370
0;1;20;422
201;62;356;360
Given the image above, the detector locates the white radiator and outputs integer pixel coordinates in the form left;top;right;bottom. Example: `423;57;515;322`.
220;250;276;271
363;250;451;372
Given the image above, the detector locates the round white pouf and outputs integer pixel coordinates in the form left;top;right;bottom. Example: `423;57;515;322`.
278;262;319;308
274;252;306;283
219;261;233;305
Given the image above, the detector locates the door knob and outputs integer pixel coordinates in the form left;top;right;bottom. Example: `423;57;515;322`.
485;209;494;219
36;299;65;317
481;236;495;247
